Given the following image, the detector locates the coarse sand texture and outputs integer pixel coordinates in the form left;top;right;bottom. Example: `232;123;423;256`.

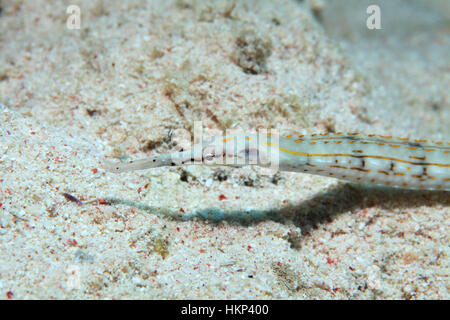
0;0;448;299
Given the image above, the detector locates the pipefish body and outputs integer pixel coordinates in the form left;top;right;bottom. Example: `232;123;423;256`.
104;132;450;191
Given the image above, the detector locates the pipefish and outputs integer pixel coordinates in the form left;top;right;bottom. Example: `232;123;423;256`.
104;132;450;191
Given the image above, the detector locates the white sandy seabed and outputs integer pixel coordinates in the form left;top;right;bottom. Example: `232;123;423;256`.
0;0;448;299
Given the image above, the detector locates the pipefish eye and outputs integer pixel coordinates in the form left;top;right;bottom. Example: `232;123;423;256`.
204;153;214;161
202;146;216;161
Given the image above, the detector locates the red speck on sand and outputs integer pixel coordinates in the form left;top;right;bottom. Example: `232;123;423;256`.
219;194;227;200
67;239;78;246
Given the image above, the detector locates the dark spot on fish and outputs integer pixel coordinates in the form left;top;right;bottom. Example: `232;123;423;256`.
407;142;421;148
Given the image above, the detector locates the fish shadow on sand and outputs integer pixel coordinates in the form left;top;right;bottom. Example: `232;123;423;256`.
104;183;449;237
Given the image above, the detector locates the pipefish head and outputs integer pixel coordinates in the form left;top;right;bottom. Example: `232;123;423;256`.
103;133;278;173
200;134;272;167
